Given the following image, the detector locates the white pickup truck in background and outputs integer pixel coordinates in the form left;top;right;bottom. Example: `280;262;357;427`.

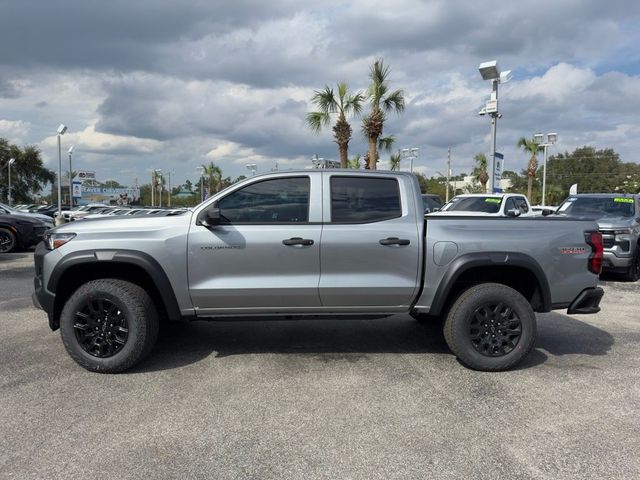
430;193;534;217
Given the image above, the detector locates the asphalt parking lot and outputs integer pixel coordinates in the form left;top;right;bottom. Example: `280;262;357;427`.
1;252;640;480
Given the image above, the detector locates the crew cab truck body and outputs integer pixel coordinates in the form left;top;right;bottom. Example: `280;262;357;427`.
33;171;604;373
555;193;640;281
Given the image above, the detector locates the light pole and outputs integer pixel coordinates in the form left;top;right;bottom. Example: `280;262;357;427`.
68;146;74;207
197;167;204;202
7;158;15;206
55;124;67;225
246;163;257;176
478;61;511;193
156;170;163;207
533;132;558;206
400;148;419;173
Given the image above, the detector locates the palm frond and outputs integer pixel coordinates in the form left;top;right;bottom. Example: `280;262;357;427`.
378;135;395;152
310;86;338;114
345;91;365;116
382;89;405;114
306;111;330;134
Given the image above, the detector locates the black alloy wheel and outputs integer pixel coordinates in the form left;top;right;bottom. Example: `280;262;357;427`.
73;298;129;358
469;302;522;357
626;247;640;282
0;228;17;253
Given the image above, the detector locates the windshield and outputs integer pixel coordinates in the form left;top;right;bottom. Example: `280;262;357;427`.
557;196;636;217
443;196;503;214
0;202;19;213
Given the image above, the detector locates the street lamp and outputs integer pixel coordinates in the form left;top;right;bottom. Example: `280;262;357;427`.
246;163;257;176
55;124;67;225
478;61;512;192
533;132;558;206
7;158;15;206
68;146;74;207
400;148;419;173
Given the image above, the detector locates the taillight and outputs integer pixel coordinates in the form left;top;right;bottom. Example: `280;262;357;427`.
585;231;603;274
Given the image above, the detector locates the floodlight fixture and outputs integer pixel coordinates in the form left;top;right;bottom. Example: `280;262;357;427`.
8;157;15;165
533;133;544;144
57;124;67;135
478;60;500;81
68;145;74;154
547;132;558;144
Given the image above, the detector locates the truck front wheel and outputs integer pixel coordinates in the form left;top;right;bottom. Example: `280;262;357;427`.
60;279;159;373
443;283;536;371
623;246;640;282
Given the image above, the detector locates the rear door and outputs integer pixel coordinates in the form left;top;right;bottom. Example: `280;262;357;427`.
319;173;421;308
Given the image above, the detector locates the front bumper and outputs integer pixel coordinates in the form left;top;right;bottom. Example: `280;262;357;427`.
32;242;58;330
602;250;633;271
567;287;604;315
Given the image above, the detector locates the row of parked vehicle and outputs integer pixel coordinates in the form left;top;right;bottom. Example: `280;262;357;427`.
0;202;187;253
422;192;640;281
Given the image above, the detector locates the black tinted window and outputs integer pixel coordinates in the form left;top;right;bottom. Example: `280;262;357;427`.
331;177;401;223
446;196;502;213
217;177;309;223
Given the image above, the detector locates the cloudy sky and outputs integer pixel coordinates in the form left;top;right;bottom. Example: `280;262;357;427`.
1;0;639;188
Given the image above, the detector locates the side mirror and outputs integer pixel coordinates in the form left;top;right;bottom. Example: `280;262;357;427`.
198;207;221;227
505;208;521;217
424;208;431;214
542;209;552;216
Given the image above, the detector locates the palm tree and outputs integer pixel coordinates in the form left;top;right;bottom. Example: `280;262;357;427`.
348;154;361;169
389;152;401;171
201;161;223;197
472;153;489;192
517;137;543;202
307;82;364;168
362;59;405;170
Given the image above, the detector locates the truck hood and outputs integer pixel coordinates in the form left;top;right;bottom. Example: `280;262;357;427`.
53;210;193;234
594;216;636;230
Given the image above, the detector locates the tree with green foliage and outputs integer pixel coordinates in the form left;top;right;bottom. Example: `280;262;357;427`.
307;83;364;168
389;152;401;171
362;59;405;170
546;146;640;195
348;154;361;169
517;137;543;202
0;139;55;204
472;153;489;193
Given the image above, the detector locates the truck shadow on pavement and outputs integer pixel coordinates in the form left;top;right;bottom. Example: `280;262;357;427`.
131;312;614;373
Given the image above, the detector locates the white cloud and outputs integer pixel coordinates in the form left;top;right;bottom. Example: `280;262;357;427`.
0;119;30;144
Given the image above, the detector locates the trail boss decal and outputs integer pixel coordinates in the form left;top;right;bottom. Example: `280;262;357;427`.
560;247;587;255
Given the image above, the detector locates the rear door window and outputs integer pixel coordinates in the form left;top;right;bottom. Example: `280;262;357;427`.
331;177;401;223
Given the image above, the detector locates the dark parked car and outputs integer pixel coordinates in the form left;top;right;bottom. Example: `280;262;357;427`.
0;214;50;253
421;194;443;213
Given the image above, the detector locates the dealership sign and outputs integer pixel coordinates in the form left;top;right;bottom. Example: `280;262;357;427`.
76;170;96;180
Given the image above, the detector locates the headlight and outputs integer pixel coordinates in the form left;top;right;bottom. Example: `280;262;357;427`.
44;232;76;250
614;228;632;235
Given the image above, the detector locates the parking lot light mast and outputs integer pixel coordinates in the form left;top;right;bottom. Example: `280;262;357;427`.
533;132;558;206
55;124;67;226
7;158;15;206
400;148;419;173
197;166;204;202
68;146;74;207
246;163;257;176
478;61;511;193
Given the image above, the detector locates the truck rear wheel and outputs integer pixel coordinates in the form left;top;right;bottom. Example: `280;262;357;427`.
60;279;159;373
443;283;536;371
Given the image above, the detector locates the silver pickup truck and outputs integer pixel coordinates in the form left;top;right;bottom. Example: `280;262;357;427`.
33;171;604;373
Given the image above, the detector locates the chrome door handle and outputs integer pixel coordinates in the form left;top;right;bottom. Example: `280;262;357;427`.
283;237;314;246
379;237;410;246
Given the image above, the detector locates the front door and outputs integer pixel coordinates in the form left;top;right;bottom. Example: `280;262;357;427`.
188;174;322;314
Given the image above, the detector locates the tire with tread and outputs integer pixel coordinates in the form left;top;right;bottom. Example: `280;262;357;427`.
0;227;17;253
60;278;159;373
622;246;640;282
443;283;536;371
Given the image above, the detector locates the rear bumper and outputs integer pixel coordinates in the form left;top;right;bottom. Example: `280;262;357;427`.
567;287;604;315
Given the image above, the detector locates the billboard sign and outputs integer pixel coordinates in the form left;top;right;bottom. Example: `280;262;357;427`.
77;171;96;180
72;181;82;198
79;186;140;206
